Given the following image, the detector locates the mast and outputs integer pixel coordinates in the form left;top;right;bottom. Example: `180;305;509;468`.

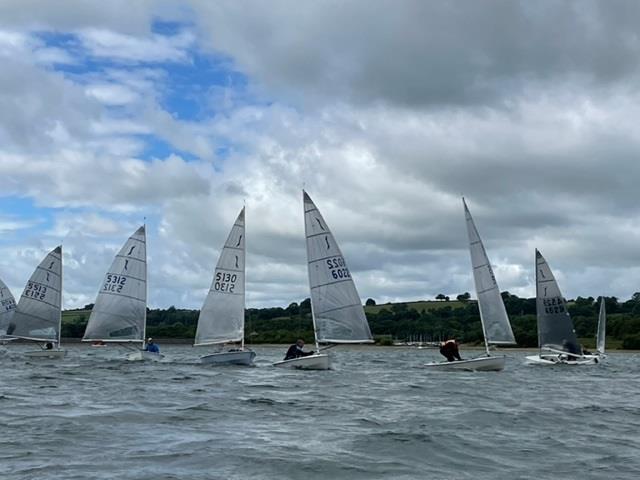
142;221;147;350
535;249;541;355
241;205;246;350
58;245;63;348
304;192;321;353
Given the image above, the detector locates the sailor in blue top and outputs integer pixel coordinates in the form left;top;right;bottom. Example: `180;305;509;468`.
144;337;160;354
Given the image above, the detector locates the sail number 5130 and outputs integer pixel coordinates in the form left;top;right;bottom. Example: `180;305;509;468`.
214;272;237;293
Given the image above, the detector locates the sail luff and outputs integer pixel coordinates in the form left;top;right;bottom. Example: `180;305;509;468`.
194;208;246;346
535;249;580;354
8;246;63;342
303;190;373;344
463;199;516;347
597;297;606;355
82;227;147;343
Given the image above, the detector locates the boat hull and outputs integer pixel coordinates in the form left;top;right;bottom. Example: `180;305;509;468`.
273;353;330;370
423;355;506;371
126;350;164;362
525;354;600;365
200;350;255;366
24;349;66;359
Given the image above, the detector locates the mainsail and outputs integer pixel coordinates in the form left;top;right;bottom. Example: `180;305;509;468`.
463;199;515;346
304;191;373;343
8;246;62;342
0;277;17;337
195;208;245;346
83;226;147;343
596;297;606;355
535;249;580;354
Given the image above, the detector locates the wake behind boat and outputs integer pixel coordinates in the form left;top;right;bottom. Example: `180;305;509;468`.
194;207;255;366
526;250;598;366
6;246;65;359
82;226;162;362
424;199;516;371
273;191;373;370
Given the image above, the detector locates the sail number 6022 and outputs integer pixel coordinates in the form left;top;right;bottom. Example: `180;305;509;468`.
327;256;351;280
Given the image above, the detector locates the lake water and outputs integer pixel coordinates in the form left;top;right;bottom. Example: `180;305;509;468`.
1;345;638;480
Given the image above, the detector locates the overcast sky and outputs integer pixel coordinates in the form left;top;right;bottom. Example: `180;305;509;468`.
1;0;640;309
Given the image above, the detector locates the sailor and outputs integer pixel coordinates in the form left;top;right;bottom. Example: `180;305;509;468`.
439;339;462;362
44;342;53;350
144;337;160;354
284;339;315;360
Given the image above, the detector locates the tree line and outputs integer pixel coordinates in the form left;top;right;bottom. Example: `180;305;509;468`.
61;292;640;349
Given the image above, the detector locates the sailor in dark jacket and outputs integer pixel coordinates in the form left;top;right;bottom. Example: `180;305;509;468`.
439;339;462;362
284;339;315;360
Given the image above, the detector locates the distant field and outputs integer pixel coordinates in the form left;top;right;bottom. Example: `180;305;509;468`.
364;300;467;314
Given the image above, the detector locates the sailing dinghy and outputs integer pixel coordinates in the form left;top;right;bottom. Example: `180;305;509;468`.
82;226;161;361
526;250;598;365
195;208;255;366
0;277;17;345
594;296;606;360
8;246;65;358
424;199;516;371
273;191;373;370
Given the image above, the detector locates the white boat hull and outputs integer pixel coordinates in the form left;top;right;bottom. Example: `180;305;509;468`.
200;350;255;366
423;355;506;371
126;350;164;362
526;354;600;365
24;349;66;359
273;353;330;370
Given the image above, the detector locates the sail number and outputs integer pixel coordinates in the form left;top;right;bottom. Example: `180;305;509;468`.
542;297;565;314
24;282;47;300
214;272;237;293
327;256;351;280
103;274;127;293
1;298;16;311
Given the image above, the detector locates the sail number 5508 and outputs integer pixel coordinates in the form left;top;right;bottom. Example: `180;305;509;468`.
327;256;351;280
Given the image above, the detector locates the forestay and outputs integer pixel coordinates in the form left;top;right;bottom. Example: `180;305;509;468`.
8;246;62;342
195;208;245;346
0;277;17;337
535;249;580;354
304;191;373;343
83;226;147;342
464;199;515;345
597;297;606;355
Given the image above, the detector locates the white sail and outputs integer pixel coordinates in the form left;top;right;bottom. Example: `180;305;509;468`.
463;199;516;345
535;249;580;355
8;246;62;342
304;191;373;343
82;226;147;343
596;297;606;355
195;208;245;346
0;277;17;338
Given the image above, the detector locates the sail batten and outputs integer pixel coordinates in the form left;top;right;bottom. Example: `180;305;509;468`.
8;246;63;342
535;249;580;354
82;226;147;343
464;200;516;346
195;208;246;346
304;191;373;344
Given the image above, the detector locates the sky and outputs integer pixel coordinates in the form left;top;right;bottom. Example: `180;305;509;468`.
2;0;640;309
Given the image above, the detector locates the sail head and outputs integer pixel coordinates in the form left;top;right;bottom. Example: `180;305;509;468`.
195;208;246;346
535;249;580;354
464;200;516;345
8;246;62;342
304;191;373;343
82;227;147;342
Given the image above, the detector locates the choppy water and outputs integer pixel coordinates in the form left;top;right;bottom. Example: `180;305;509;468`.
1;345;638;480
